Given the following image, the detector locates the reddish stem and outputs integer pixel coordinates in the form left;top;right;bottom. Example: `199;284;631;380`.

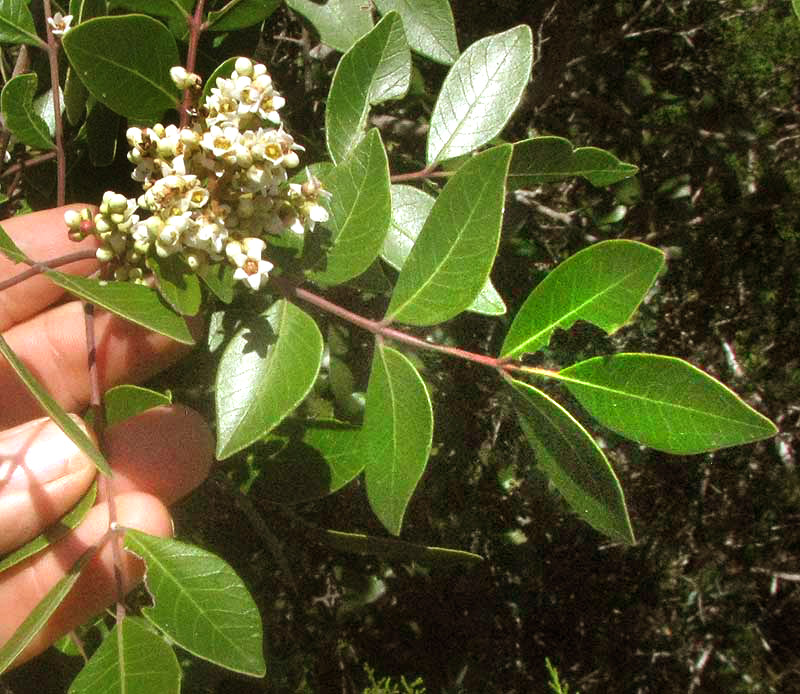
42;0;66;206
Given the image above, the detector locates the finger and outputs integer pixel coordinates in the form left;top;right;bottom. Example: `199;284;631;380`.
0;300;194;428
0;206;99;332
0;417;97;555
98;405;214;506
0;491;173;668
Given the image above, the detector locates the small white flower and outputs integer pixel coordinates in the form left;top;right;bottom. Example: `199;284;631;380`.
47;12;72;36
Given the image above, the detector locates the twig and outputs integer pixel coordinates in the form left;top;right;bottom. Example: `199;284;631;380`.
0;249;97;292
42;0;66;206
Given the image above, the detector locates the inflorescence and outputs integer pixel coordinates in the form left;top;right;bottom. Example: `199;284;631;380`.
65;57;330;291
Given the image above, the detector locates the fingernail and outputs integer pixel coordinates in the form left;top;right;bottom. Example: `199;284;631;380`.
0;416;93;492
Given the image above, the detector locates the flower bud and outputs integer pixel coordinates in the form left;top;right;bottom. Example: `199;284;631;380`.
234;57;253;76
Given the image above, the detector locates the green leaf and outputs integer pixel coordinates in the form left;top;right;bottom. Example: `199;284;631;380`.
257;419;364;504
326;11;411;163
207;0;281;31
0;222;28;263
0;0;43;46
312;128;392;286
383;184;506;316
216;300;324;459
285;0;374;53
45;271;195;345
426;24;532;165
0;547;93;675
86;101;120;167
65;0;107;125
0;482;96;574
385;145;512;326
201;56;238;103
124;530;265;676
32;87;63;141
500;240;665;359
197;260;235;304
1;74;54;150
68;617;181;694
509;137;639;188
62;15;180;121
794;0;800;21
374;0;458;64
557;354;778;454
0;335;111;476
104;384;171;427
362;344;433;535
315;528;483;566
108;0;193;22
146;254;202;316
506;377;634;545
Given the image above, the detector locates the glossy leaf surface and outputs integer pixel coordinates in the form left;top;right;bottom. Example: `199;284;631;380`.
384;184;506;316
68;617;181;694
207;0;281;31
146;253;203;316
0;482;96;573
62;15;180;121
86;102;120;166
317;529;483;566
558;354;778;454
1;74;53;150
362;345;433;535
258;420;364;504
124;530;265;676
108;0;193;22
216;300;324;459
285;0;374;52
501;240;665;358
104;385;172;427
0;335;111;475
45;271;195;345
0;0;42;46
313;129;391;286
509;136;639;188
326;12;410;163
0;548;91;674
507;377;634;545
427;24;532;165
385;145;511;325
374;0;458;64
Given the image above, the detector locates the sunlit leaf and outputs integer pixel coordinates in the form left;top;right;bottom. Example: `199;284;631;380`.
508;137;639;188
45;271;195;345
216;300;324;459
68;616;181;694
374;0;458;64
105;384;171;427
427;24;532;165
312;128;391;286
383;184;506;316
557;354;778;454
316;528;483;566
285;0;374;52
257;419;364;504
500;240;665;359
506;377;634;545
146;254;202;316
1;74;53;150
0;0;43;47
362;344;433;535
124;530;265;676
32;87;63;141
0;482;96;574
0;223;29;263
0;547;93;675
326;12;410;163
0;335;110;475
206;0;281;32
62;15;180;121
385;145;511;325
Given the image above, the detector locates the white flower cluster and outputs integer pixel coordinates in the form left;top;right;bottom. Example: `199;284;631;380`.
65;57;330;291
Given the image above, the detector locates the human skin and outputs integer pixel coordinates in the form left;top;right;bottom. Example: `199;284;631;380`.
0;206;214;667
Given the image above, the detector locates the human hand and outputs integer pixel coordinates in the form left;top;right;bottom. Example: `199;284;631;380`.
0;206;213;667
